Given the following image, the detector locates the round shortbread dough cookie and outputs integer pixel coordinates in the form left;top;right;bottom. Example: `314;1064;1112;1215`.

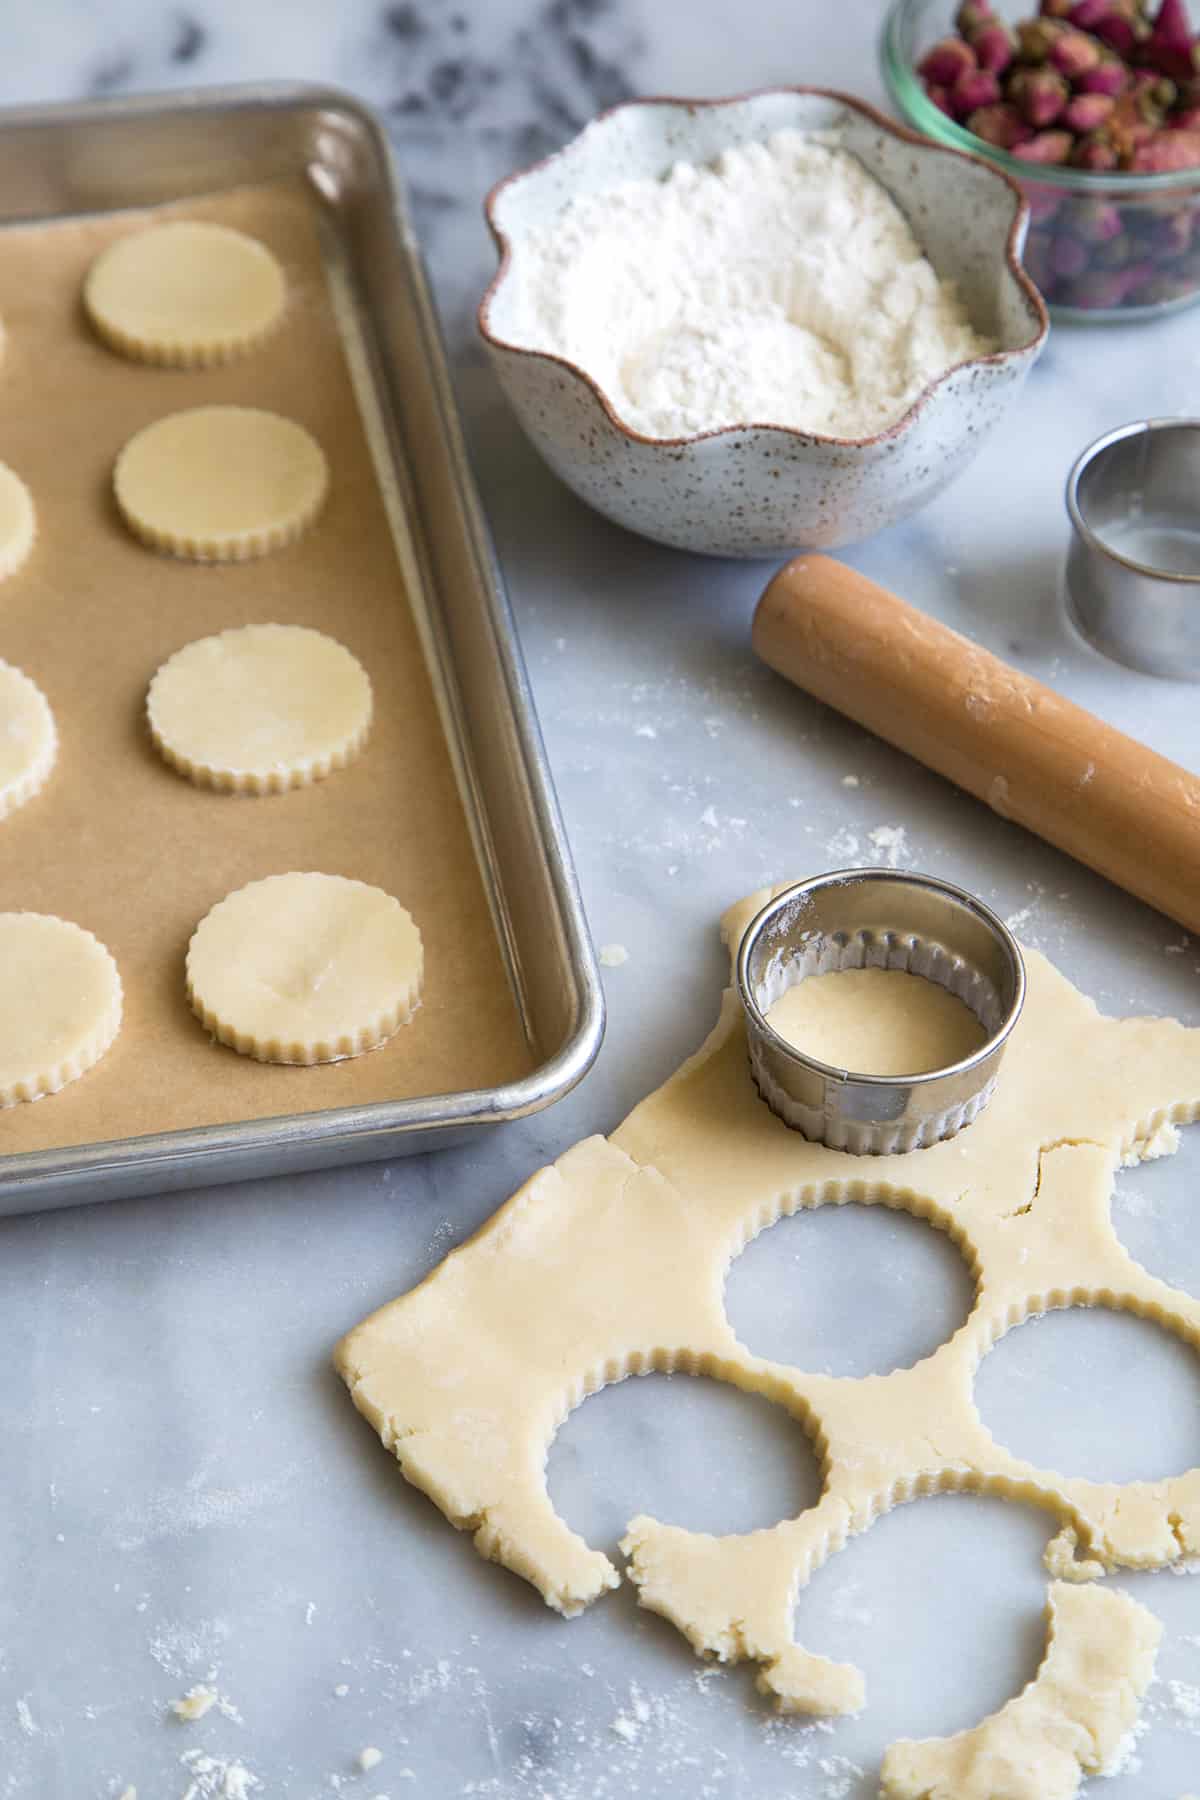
0;658;56;822
0;914;123;1107
186;872;423;1065
114;406;328;562
766;967;986;1077
84;221;286;366
148;624;373;794
0;462;35;581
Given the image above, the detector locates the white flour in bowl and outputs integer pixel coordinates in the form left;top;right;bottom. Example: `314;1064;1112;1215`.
505;129;993;441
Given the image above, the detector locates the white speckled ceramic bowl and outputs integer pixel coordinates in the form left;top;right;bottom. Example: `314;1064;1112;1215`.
479;89;1049;559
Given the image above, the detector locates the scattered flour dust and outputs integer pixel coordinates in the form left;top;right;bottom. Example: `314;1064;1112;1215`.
598;944;629;968
179;1748;260;1800
170;1684;218;1722
506;128;990;440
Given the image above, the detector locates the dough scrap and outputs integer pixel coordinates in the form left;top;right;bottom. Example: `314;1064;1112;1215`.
766;966;985;1076
147;624;373;794
186;872;422;1065
879;1580;1160;1799
0;913;122;1106
0;461;35;581
0;658;56;822
335;879;1200;1742
114;406;328;562
84;221;286;366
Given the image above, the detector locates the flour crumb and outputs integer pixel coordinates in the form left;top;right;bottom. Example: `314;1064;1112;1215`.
179;1748;260;1799
358;1747;384;1772
599;943;629;967
305;1601;317;1626
171;1685;217;1722
634;723;657;739
868;823;910;868
117;1789;137;1800
334;1683;350;1698
16;1698;37;1736
1169;1678;1200;1725
699;804;720;831
610;1714;640;1742
840;774;860;787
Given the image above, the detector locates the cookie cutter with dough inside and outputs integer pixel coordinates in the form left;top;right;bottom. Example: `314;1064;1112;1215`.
736;868;1026;1155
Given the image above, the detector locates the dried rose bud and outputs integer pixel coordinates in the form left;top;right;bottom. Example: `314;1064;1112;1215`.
955;0;994;37
1008;64;1071;125
973;21;1016;71
1093;11;1141;53
1027;187;1064;222
924;80;957;115
1074;56;1130;94
1040;0;1076;16
1170;104;1200;129
952;67;1003;115
1069;198;1126;240
966;100;1033;145
1131;127;1200;168
1049;233;1092;279
1068;0;1111;26
1065;263;1154;307
1072;129;1123;164
1013;127;1077;160
1095;229;1136;266
1145;0;1199;83
1064;91;1118;128
918;37;978;87
1016;17;1068;59
1142;209;1195;257
1049;27;1105;73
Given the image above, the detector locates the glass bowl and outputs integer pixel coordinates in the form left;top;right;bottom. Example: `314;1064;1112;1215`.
881;0;1200;322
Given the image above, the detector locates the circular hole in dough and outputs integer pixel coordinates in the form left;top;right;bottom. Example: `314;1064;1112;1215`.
0;462;35;582
114;406;328;563
186;871;423;1065
975;1303;1200;1484
0;913;123;1107
147;624;373;795
84;221;286;367
765;968;987;1078
725;1200;975;1379
0;658;56;823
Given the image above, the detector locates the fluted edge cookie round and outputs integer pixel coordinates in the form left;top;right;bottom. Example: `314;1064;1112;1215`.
0;659;57;823
0;914;123;1107
147;624;374;795
84;221;287;368
114;406;328;563
0;462;35;581
186;872;423;1066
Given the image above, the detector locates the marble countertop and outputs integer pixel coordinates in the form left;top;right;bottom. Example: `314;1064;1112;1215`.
2;2;1200;1796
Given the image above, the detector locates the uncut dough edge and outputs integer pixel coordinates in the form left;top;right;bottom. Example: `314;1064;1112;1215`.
335;878;1200;1752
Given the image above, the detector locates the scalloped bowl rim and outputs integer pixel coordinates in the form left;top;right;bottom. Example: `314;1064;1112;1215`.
478;86;1050;453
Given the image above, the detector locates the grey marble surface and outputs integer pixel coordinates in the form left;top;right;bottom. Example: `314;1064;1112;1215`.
1;2;1200;1796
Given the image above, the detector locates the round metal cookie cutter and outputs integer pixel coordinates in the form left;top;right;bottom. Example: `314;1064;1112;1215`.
735;869;1026;1156
1066;418;1200;680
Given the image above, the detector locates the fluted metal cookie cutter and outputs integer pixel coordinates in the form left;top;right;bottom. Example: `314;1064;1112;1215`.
735;869;1026;1155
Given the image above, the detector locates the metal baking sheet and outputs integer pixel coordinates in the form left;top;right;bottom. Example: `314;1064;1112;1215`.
0;83;604;1214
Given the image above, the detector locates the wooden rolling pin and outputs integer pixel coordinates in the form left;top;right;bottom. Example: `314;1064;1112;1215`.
753;556;1200;935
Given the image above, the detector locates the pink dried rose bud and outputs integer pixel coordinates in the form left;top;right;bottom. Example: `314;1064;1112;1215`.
1141;209;1195;256
1064;90;1118;128
1066;262;1154;307
1049;233;1092;279
966;101;1033;145
973;22;1016;71
955;0;994;36
1069;198;1126;240
1068;0;1111;26
1040;0;1076;16
1008;64;1070;125
1093;11;1142;53
1026;186;1064;221
1016;17;1068;59
1074;56;1130;94
1013;127;1077;159
918;37;977;87
924;81;957;115
1071;128;1123;164
1171;104;1200;128
1131;128;1200;168
952;67;1003;114
1049;28;1105;73
1145;0;1199;82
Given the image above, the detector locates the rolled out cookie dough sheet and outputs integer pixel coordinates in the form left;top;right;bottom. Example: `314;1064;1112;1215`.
0;181;533;1160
